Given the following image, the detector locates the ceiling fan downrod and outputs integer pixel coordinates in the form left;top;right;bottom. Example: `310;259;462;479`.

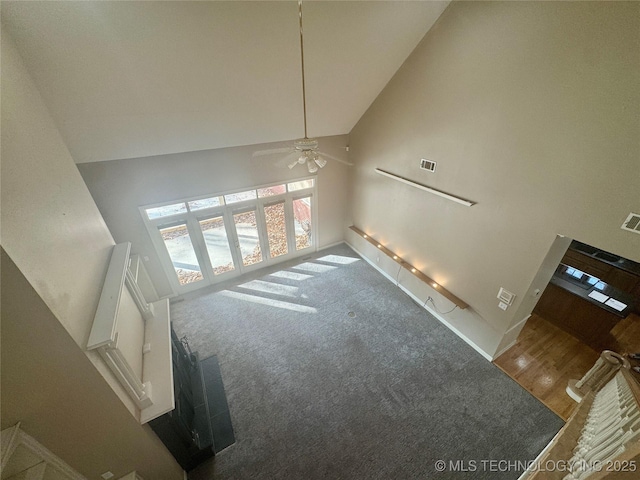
298;0;309;141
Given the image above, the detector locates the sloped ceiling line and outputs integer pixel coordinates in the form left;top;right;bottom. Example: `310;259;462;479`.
2;1;450;163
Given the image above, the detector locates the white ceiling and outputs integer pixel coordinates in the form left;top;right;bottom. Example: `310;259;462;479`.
2;1;450;163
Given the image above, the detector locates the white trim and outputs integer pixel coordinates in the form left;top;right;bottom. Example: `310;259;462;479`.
318;240;346;252
140;176;318;296
375;168;475;207
493;340;517;360
87;242;131;350
97;344;153;410
515;427;564;480
87;243;173;423
505;314;531;335
1;423;21;471
140;299;175;424
346;241;493;362
492;314;531;359
1;424;87;480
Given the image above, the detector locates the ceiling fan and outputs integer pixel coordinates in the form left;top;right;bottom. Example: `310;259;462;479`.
252;0;353;173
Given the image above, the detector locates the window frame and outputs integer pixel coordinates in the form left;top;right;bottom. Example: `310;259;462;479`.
139;177;317;295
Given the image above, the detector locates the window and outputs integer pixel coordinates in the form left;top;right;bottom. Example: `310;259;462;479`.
224;190;257;205
188;197;223;211
141;178;316;293
264;201;288;258
287;179;314;192
293;196;312;250
199;216;235;274
233;209;263;266
146;203;187;219
258;184;286;197
158;223;203;285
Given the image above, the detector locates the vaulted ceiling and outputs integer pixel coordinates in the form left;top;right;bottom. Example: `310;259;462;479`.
2;1;449;163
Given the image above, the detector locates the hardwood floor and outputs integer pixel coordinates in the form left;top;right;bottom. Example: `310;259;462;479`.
494;314;600;420
610;312;640;355
494;314;640;422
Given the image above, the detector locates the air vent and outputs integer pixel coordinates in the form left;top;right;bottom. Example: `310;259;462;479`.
420;159;437;172
497;287;515;305
621;213;640;235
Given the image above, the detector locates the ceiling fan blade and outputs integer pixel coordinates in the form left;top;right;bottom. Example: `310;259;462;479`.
252;147;294;158
318;151;354;167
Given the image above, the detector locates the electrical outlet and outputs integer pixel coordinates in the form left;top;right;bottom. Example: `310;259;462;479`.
376;256;380;263
498;302;508;311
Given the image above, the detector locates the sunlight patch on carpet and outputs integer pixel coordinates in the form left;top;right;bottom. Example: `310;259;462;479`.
219;290;317;314
268;270;313;281
316;254;361;265
237;279;300;298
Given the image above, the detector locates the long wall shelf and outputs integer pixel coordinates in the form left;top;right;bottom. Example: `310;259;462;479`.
375;168;475;207
349;225;469;309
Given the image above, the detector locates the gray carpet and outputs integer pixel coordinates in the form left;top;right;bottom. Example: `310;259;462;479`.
171;244;563;479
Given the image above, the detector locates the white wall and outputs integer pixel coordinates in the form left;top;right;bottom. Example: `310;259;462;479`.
0;28;183;479
78;135;350;297
347;1;640;358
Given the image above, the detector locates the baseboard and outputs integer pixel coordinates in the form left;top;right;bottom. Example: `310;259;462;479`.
493;340;517;360
317;240;346;251
492;314;531;359
505;314;531;335
346;241;494;362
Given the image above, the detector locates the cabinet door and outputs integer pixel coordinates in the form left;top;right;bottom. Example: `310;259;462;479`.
562;250;611;278
606;268;640;294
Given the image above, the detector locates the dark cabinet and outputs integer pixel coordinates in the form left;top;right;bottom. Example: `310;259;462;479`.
533;244;640;350
563;249;640;303
533;283;620;350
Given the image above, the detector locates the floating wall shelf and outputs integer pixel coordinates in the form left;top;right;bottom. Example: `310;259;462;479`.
375;168;475;207
349;225;469;309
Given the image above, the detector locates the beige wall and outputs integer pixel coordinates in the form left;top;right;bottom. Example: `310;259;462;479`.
1;28;183;479
1;251;183;480
347;1;640;357
78;135;350;297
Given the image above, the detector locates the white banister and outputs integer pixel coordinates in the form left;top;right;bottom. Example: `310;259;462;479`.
521;360;640;480
562;372;640;480
567;351;631;402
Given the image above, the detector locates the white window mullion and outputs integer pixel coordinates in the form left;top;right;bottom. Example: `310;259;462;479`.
284;196;296;256
255;199;271;263
149;224;182;296
140;177;317;294
223;209;243;270
186;216;214;283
